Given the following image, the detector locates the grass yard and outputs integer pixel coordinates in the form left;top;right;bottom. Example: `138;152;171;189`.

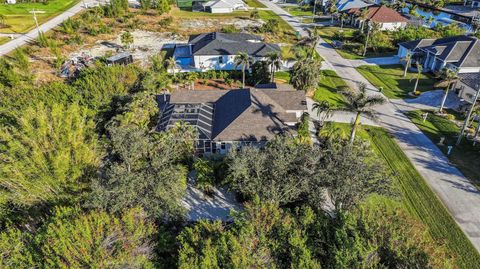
407;110;480;186
0;36;9;45
244;0;266;8
0;0;79;33
274;71;290;83
282;6;313;17
313;70;347;108
322;123;480;269
317;26;396;60
356;64;439;99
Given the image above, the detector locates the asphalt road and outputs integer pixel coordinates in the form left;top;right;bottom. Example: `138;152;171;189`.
259;0;480;252
0;1;100;57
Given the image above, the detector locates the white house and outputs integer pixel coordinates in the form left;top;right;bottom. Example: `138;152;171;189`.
348;5;408;31
199;0;247;13
397;35;480;74
6;0;16;4
173;32;281;71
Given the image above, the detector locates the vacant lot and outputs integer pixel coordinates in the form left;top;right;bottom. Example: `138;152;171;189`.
313;70;347;108
0;0;79;33
323;123;480;269
357;64;439;99
407;110;480;186
318;26;396;60
282;5;313;17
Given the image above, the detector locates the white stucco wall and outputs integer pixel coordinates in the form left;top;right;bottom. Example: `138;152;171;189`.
210;7;233;13
458;67;480;74
380;22;406;31
457;81;479;104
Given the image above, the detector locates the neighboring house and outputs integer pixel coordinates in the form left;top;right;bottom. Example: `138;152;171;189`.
173;32;281;71
5;0;16;4
157;87;307;155
456;73;480;105
336;0;373;12
348;5;408;31
194;0;248;13
398;35;480;74
464;0;480;8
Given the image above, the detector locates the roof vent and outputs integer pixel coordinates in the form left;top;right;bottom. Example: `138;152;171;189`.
247;39;261;43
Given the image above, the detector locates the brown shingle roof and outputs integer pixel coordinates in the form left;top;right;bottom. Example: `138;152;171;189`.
350;5;408;23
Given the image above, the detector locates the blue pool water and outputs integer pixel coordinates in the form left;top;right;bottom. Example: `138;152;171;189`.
402;5;473;32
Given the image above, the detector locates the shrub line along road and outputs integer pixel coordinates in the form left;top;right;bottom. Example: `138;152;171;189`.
0;0;102;57
257;0;480;252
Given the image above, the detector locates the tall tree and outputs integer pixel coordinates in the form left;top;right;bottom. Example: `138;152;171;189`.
358;7;369;32
340;83;385;143
165;56;179;78
363;21;380;57
438;68;459;113
88;123;195;220
401;52;412;78
299;29;320;59
234;52;251;88
291;57;322;92
411;62;423;94
339;12;349;28
266;51;282;82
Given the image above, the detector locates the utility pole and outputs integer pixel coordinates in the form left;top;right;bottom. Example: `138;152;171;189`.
363;21;370;57
456;82;480;146
32;9;40;34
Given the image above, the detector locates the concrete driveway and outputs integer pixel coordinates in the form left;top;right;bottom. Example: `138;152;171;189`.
349;56;400;67
259;0;480;252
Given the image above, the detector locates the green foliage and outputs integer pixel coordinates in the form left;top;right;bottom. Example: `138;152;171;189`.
140;0;152;11
178;200;320;269
60;17;81;35
38;207;157;268
0;226;35;268
291;58;322;92
391;25;439;44
297;112;311;145
110;91;159;130
249;60;270;85
0;103;99;212
259;18;280;33
193;158;215;194
155;0;171;15
88;123;195;219
121;30;134;48
434;22;466;37
73;64;141;111
103;0;129;17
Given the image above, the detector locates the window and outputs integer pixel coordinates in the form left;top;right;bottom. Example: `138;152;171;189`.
218;56;224;64
221;142;226;150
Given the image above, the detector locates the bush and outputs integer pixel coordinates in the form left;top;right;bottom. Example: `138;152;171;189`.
193;159;215;195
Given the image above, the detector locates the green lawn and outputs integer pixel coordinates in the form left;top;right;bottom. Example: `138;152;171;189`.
0;36;9;45
313;70;347;108
282;6;313;17
407;110;480;186
274;71;290;83
0;0;79;33
244;0;266;8
317;26;396;60
356;64;439;99
322;123;480;269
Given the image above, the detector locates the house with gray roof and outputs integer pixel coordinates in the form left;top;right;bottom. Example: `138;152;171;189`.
173;32;281;71
455;72;480;107
157;88;307;155
398;35;480;74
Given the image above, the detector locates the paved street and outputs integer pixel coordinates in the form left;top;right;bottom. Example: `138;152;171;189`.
259;0;480;251
0;1;100;57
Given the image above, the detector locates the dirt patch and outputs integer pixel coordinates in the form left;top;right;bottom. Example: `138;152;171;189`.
177;79;242;91
69;30;188;67
179;18;262;32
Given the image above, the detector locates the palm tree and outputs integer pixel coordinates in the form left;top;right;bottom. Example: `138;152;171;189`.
267;52;282;83
401;52;412;78
234;52;251;88
328;0;338;23
312;100;333;126
411;62;423;95
358;8;369;32
166;56;179;77
362;21;380;57
438;68;459;113
299;29;320;59
339;13;349;28
341;83;385;143
186;72;198;90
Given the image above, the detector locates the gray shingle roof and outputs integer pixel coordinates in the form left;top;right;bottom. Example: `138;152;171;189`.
459;73;480;90
159;88;306;142
188;32;281;57
399;35;480;68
